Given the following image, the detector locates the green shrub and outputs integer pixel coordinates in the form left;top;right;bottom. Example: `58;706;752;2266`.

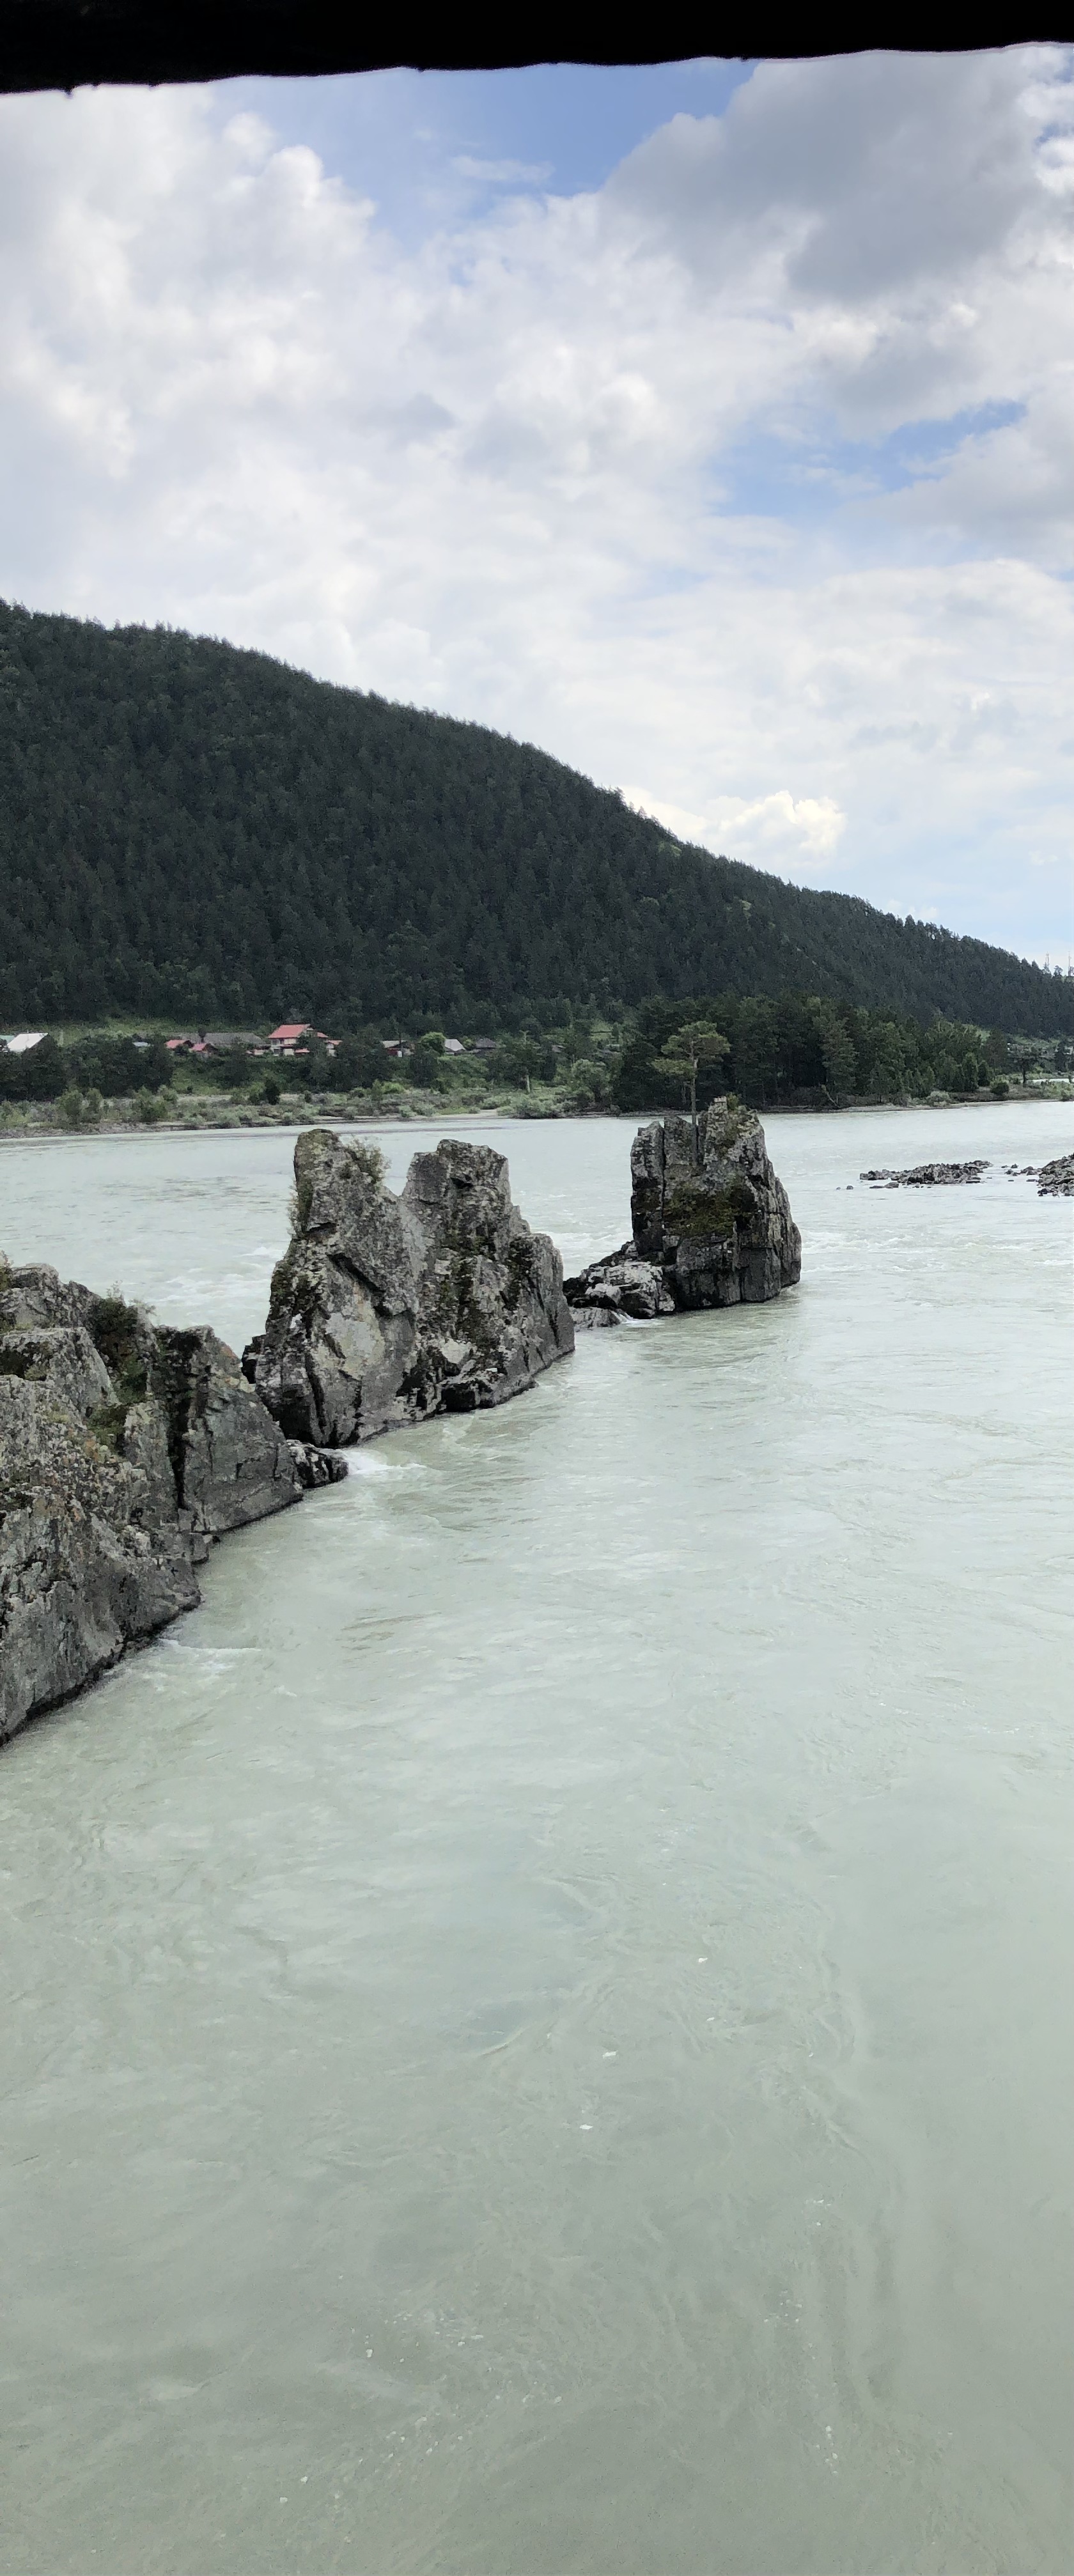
665;1176;756;1240
86;1397;132;1451
87;1294;149;1417
348;1140;385;1185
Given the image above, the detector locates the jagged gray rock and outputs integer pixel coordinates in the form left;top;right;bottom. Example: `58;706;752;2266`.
860;1161;988;1186
564;1103;800;1320
1;1257;343;1746
0;1323;114;1420
0;1271;200;1744
150;1324;302;1535
561;1254;674;1324
0;1367;199;1748
288;1438;350;1489
250;1130;574;1445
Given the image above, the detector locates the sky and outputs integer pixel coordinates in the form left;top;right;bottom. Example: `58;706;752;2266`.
1;49;1072;961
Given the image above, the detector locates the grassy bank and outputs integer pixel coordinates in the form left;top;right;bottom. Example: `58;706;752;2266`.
3;1075;1072;1146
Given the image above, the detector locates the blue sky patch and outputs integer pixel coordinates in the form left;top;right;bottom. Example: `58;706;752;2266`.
712;403;1027;531
215;60;753;244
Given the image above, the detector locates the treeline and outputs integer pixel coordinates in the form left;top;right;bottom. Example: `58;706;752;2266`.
1;602;1071;1040
3;999;1055;1115
0;1034;173;1103
611;996;1018;1112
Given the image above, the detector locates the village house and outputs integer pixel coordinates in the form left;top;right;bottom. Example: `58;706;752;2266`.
166;1030;265;1058
268;1022;338;1058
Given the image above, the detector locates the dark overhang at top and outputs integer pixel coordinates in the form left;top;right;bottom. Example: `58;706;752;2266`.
0;0;1063;97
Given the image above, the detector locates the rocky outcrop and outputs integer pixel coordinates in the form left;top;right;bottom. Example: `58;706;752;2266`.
249;1130;574;1445
0;1257;342;1746
0;1360;200;1747
150;1324;303;1535
861;1161;988;1186
1035;1152;1074;1197
564;1103;800;1322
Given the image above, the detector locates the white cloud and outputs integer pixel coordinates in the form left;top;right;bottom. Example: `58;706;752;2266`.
713;791;846;862
624;786;846;867
621;790;714;843
0;50;1071;954
614;50;1043;300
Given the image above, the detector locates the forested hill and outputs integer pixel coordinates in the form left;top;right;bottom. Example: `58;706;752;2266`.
1;603;1068;1037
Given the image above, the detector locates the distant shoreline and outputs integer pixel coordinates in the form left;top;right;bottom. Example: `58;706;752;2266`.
2;1090;1072;1149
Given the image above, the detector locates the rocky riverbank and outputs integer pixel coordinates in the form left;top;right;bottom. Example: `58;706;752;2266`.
0;1254;349;1744
564;1103;801;1325
1;1132;576;1741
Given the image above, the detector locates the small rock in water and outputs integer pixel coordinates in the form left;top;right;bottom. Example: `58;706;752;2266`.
1035;1152;1074;1197
860;1161;989;1187
565;1104;800;1320
563;1251;673;1321
287;1439;349;1489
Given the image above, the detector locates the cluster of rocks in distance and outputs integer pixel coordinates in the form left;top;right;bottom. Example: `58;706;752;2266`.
862;1153;1073;1195
563;1103;801;1324
861;1161;989;1187
244;1130;574;1443
0;1253;348;1744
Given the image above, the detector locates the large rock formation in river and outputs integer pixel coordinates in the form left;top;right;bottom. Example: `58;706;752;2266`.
248;1130;575;1444
564;1103;800;1323
0;1257;341;1746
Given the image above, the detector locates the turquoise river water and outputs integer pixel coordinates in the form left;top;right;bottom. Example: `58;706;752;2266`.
1;1104;1071;2575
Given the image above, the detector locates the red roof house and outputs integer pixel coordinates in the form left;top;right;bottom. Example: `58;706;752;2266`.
268;1023;338;1057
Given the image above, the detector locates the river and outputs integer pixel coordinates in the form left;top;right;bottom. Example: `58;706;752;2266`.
1;1105;1071;2575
